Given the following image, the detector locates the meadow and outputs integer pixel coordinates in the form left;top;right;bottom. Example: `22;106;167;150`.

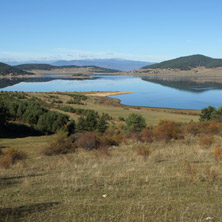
1;91;222;222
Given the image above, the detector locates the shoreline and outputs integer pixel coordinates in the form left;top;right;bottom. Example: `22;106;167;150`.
27;91;201;115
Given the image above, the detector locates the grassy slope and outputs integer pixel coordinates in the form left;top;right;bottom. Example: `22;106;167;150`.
15;64;120;73
1;134;222;221
143;54;222;70
0;62;31;76
31;92;199;125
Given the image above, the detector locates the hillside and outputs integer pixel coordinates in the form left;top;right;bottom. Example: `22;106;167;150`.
15;64;120;73
143;54;222;70
51;59;153;71
15;64;58;71
0;62;32;76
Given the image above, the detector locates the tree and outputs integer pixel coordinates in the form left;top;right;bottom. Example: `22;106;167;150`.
97;115;108;133
0;101;9;126
76;116;86;132
126;113;146;132
200;106;217;121
85;111;98;131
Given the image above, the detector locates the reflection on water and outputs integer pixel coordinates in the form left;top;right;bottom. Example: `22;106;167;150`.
1;75;222;110
142;77;222;93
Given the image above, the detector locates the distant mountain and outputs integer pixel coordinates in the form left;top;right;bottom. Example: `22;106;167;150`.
51;59;153;71
143;54;222;70
14;64;120;73
0;62;32;76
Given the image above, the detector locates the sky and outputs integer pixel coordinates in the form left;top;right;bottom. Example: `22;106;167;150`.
0;0;222;62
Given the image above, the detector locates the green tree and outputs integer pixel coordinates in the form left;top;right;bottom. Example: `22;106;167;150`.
85;111;98;131
97;115;108;133
0;101;9;126
77;116;87;132
126;113;146;132
200;106;216;121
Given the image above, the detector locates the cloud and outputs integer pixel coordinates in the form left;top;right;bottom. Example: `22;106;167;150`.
0;49;170;62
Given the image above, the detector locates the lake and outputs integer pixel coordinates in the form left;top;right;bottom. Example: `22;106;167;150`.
1;75;222;110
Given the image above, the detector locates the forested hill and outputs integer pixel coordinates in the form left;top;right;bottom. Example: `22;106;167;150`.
0;62;32;76
143;55;222;70
15;64;120;73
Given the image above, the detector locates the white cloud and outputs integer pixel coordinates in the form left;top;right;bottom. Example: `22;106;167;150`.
0;49;170;62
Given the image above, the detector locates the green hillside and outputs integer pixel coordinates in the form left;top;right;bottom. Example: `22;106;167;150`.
143;54;222;70
15;64;57;70
15;64;120;73
0;62;32;76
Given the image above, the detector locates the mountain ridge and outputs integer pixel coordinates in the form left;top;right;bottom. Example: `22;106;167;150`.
14;64;120;73
143;54;222;70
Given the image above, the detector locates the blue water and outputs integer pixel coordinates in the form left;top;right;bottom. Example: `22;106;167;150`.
2;75;222;110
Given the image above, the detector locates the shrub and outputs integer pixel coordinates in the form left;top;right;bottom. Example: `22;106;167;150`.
126;113;146;132
98;134;121;148
75;132;99;150
214;148;222;162
200;106;216;121
154;120;183;142
141;128;154;143
0;148;27;169
199;135;214;148
97;115;108;133
136;145;151;160
41;133;76;156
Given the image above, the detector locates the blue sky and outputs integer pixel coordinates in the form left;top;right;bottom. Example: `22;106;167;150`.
0;0;222;62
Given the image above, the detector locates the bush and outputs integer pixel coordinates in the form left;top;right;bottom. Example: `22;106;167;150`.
98;134;121;148
214;148;222;162
126;113;146;132
97;115;108;133
141;128;154;143
199;135;214;148
41;133;76;156
154;120;183;142
200;106;216;121
136;145;151;160
0;148;27;169
75;132;99;150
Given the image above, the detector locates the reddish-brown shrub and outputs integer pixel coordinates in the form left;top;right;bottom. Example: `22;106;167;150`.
182;121;222;136
199;135;214;148
75;132;99;150
136;145;151;160
214;148;222;162
98;135;121;148
0;148;27;169
141;128;153;143
41;133;76;156
154;120;183;142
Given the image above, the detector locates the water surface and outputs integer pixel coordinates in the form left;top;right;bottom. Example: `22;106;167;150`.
2;75;222;110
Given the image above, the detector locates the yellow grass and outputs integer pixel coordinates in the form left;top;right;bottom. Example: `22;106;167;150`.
1;134;222;221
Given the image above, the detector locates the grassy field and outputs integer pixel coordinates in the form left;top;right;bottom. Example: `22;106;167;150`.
28;92;199;125
2;91;216;222
1;132;222;221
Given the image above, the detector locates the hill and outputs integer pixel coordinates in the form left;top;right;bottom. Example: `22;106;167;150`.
143;54;222;70
0;62;32;76
15;64;57;71
15;64;120;73
51;59;153;71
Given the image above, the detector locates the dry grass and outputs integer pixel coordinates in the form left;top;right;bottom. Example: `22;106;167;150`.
1;134;222;221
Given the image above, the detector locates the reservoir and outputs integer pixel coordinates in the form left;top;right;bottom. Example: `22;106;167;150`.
1;75;222;110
